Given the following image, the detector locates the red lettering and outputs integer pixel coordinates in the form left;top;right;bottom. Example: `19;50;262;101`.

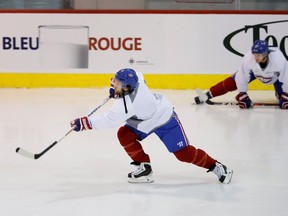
89;37;97;50
88;37;142;51
122;38;133;50
111;38;121;51
98;38;110;50
134;38;142;51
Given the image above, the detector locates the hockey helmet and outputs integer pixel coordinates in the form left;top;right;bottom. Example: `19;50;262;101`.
115;68;138;91
251;40;268;54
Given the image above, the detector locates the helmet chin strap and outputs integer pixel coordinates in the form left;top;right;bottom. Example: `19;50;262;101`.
122;89;128;114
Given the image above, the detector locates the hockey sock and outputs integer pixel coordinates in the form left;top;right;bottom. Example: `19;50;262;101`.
209;76;237;97
117;126;150;163
173;145;217;169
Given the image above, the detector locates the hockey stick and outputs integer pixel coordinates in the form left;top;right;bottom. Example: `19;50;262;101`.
194;88;278;107
15;97;111;160
15;127;74;159
205;99;278;107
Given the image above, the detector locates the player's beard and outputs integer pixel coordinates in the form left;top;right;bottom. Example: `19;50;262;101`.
255;54;268;63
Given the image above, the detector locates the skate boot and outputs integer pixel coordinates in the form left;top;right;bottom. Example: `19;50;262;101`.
207;162;233;184
194;90;212;104
194;96;204;104
128;162;154;183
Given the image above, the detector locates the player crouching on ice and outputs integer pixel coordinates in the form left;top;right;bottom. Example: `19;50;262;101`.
194;39;288;109
70;68;233;183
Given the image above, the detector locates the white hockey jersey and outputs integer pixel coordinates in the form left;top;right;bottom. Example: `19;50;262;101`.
235;49;288;92
89;72;174;134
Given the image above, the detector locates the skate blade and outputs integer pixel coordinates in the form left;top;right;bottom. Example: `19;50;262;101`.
222;170;233;184
128;175;154;183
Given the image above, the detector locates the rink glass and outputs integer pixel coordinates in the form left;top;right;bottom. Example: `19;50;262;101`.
38;25;89;68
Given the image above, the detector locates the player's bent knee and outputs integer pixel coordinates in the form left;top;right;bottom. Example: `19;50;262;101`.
117;126;137;146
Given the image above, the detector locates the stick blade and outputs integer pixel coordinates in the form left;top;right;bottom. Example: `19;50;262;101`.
16;147;36;159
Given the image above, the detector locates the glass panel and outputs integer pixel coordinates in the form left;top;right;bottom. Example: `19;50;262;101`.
24;0;63;9
0;0;24;8
0;0;73;9
175;0;233;3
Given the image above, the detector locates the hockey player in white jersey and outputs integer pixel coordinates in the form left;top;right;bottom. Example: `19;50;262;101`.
194;39;288;109
70;68;233;184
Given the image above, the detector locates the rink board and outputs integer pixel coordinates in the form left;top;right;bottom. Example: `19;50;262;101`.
0;73;273;90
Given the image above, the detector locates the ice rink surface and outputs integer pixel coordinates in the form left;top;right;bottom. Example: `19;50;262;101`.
0;88;287;216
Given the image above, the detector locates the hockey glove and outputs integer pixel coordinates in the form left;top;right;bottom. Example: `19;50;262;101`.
109;78;119;99
235;92;253;109
279;92;288;109
109;86;117;98
70;116;92;132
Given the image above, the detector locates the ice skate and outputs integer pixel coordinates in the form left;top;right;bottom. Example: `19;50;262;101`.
194;89;212;104
194;95;204;104
208;162;233;184
128;162;154;183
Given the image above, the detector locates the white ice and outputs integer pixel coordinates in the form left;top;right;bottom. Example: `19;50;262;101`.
0;88;287;216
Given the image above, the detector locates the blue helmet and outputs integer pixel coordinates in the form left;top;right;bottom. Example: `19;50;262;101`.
115;68;138;91
251;40;269;54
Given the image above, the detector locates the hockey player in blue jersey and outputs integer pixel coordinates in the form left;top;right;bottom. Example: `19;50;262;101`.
70;68;233;184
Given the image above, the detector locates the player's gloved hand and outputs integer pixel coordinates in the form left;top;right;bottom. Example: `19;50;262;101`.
109;78;119;99
279;92;288;109
70;116;92;132
235;92;253;109
109;86;116;98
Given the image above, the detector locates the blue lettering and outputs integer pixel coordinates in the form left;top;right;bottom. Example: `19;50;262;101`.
2;37;39;50
3;37;12;49
21;37;28;50
13;37;20;50
29;37;38;50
